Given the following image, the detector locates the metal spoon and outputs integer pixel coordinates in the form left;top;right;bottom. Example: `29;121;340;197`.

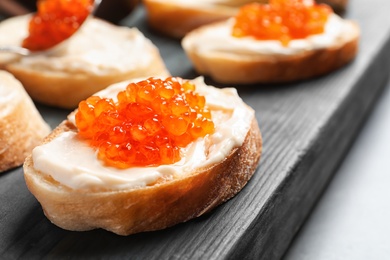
0;0;101;56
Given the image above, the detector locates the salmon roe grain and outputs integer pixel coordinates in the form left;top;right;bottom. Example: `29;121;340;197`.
75;77;215;168
22;0;94;51
232;0;332;46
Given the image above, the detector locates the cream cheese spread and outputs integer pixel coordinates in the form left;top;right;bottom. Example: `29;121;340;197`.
32;77;254;190
0;72;20;118
182;14;352;56
0;15;155;75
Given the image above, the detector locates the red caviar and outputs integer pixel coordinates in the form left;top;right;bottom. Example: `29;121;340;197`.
75;77;215;168
232;0;332;46
22;0;94;51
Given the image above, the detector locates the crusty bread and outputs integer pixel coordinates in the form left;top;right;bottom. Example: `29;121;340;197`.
0;70;50;172
23;78;262;235
0;15;169;109
317;0;348;13
143;0;256;39
182;15;359;84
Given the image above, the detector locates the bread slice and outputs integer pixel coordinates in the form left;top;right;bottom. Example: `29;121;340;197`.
143;0;259;39
0;71;50;172
182;14;359;84
23;77;262;235
0;15;169;109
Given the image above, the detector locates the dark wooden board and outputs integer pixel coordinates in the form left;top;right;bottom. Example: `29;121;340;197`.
1;0;390;259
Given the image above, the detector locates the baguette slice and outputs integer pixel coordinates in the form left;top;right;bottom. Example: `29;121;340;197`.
23;77;262;236
0;15;169;109
143;0;261;39
0;71;50;172
182;14;359;84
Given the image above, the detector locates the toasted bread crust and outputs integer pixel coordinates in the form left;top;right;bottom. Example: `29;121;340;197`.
0;71;50;172
318;0;348;13
182;20;359;84
24;115;261;235
144;0;238;39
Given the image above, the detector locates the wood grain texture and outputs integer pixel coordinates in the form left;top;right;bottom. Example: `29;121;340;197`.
1;1;390;259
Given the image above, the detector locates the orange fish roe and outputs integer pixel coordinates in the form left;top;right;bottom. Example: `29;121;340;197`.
232;0;332;46
22;0;94;51
75;77;215;169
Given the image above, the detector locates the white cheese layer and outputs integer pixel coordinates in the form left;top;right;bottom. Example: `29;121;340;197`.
182;14;352;56
0;15;156;75
32;77;254;190
0;71;20;118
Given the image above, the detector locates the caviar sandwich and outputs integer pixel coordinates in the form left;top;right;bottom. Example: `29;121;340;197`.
0;0;169;109
24;76;262;235
182;0;359;84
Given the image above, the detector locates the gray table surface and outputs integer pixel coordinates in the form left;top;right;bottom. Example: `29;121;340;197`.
284;73;390;259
